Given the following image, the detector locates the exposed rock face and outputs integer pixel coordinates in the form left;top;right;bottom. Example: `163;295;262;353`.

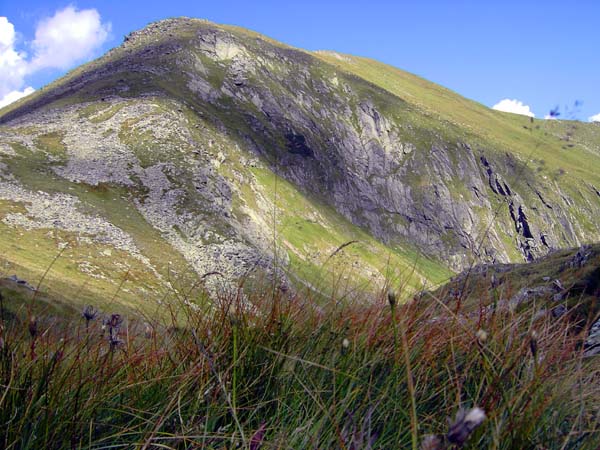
140;19;596;270
585;318;600;357
1;17;600;293
0;99;273;287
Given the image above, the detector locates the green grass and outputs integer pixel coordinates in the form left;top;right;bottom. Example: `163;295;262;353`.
435;244;600;325
0;148;197;314
251;166;452;297
314;52;600;188
0;223;163;314
34;132;67;160
0;267;598;449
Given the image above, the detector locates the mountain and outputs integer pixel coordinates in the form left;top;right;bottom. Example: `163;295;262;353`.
1;17;600;309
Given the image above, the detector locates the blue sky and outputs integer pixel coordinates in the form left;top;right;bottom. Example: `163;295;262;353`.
1;0;599;121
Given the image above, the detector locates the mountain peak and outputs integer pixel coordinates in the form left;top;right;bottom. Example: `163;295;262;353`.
122;17;209;44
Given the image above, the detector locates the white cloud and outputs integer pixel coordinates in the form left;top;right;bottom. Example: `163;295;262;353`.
29;6;111;71
0;86;35;108
544;114;557;120
589;113;600;123
0;17;28;100
0;7;110;109
492;99;535;117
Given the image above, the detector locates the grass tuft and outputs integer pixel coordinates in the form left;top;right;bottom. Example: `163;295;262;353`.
0;271;598;449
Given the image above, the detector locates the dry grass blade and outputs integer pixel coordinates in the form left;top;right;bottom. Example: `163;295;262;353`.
325;240;359;263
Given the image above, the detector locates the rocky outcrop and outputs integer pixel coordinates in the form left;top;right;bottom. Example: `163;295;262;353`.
0;181;151;267
585;318;600;357
4;275;36;291
480;155;545;261
0;99;275;288
433;244;600;359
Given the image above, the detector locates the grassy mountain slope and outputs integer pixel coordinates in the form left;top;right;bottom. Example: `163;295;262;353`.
317;51;600;185
0;17;599;309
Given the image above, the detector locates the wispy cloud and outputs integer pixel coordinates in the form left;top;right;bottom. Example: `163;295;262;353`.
492;99;535;117
0;6;111;108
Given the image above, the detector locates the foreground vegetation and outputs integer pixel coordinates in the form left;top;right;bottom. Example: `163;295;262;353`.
0;268;598;449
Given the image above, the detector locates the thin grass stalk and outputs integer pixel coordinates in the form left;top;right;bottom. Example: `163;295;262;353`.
398;311;419;450
232;317;238;413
